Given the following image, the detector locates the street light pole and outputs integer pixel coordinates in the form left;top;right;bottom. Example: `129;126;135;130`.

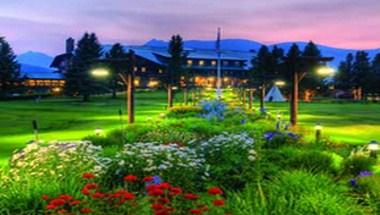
216;27;222;100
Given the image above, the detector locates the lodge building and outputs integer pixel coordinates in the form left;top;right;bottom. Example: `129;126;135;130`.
50;38;254;89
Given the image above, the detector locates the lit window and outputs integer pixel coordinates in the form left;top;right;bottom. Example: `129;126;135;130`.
187;60;193;66
141;67;147;72
199;60;205;66
133;67;138;72
158;69;164;74
211;61;217;66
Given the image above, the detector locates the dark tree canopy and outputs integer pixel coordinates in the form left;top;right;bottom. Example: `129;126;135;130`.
65;33;103;101
352;51;372;92
105;43;128;98
166;35;187;87
335;53;354;90
0;37;20;96
301;41;324;90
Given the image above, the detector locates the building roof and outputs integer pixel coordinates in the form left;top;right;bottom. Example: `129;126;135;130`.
20;64;63;80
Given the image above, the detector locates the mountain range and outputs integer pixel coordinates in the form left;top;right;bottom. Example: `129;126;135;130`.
17;39;380;69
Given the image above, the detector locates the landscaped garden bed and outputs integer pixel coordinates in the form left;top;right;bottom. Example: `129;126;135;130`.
1;99;380;214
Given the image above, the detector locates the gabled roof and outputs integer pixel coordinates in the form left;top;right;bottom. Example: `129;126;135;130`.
20;64;63;80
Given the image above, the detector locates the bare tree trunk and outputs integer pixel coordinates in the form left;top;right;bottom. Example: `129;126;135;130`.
290;71;299;126
168;84;173;108
260;85;265;112
242;89;247;107
249;89;253;109
127;73;135;124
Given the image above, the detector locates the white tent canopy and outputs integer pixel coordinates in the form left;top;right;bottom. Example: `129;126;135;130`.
264;86;286;102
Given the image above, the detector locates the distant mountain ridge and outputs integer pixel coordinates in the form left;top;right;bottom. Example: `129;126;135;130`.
17;39;380;69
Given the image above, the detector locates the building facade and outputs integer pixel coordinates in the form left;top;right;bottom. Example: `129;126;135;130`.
51;39;254;89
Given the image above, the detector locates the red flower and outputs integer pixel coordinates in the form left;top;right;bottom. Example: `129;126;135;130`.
45;204;57;210
158;183;171;190
148;189;164;196
124;192;136;200
42;194;49;201
143;176;154;182
49;198;66;206
81;188;90;196
124;174;138;182
92;192;106;199
212;199;225;206
151;203;164;210
70;200;81;206
82;173;95;179
208;187;223;195
184;193;199;200
80;208;93;214
169;187;182;196
57;209;67;214
190;209;203;214
158;197;170;204
59;194;73;201
84;183;98;190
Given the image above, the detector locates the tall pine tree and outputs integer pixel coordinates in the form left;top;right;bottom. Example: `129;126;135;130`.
301;41;323;98
250;45;273;111
105;43;127;98
352;51;372;95
371;53;380;93
0;37;20;97
165;35;186;108
65;33;102;101
335;53;354;90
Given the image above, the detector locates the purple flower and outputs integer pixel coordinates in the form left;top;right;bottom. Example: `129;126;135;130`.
358;170;373;178
264;132;276;141
240;119;246;125
349;178;357;187
287;132;299;139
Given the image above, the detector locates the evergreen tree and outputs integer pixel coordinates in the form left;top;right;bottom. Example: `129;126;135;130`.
165;35;186;108
250;45;273;111
284;43;302;84
0;37;20;97
371;53;380;93
65;33;102;101
352;51;372;94
335;53;354;90
105;43;127;98
301;41;323;94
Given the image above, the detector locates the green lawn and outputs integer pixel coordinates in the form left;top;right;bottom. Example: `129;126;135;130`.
0;91;175;166
1;90;380;166
265;102;380;144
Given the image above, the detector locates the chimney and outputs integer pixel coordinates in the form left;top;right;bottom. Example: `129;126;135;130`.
66;37;75;54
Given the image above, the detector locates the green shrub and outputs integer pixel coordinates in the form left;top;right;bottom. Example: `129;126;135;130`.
228;171;367;215
166;106;202;118
354;175;380;214
189;133;257;190
287;150;335;174
342;155;376;176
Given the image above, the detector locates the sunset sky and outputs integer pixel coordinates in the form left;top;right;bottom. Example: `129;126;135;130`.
1;0;380;55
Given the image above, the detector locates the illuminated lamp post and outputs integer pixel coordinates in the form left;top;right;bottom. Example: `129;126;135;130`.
283;56;334;127
91;51;136;124
368;140;379;159
315;122;322;143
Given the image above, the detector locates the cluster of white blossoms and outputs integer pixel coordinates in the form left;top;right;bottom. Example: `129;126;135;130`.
6;141;103;182
114;142;207;178
189;132;257;162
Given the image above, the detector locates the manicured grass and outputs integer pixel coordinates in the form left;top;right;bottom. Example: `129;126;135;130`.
1;90;380;166
264;102;380;144
0;90;181;166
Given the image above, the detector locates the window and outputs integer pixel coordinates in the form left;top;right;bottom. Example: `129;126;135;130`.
199;60;205;66
211;61;217;66
141;67;147;72
158;69;164;74
187;60;193;66
223;61;229;66
235;61;240;66
133;66;138;72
